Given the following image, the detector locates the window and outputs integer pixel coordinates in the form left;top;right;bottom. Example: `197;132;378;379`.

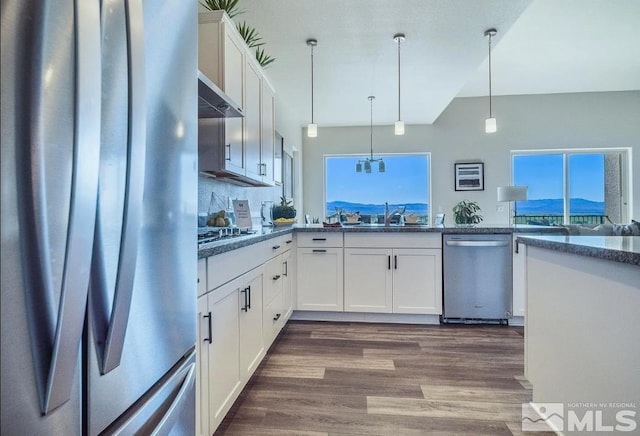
324;154;430;224
512;150;629;225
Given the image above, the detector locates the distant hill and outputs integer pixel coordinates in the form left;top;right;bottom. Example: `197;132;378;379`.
326;201;428;217
517;198;604;215
325;198;603;218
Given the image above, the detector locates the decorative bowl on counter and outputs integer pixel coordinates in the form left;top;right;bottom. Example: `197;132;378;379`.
273;218;296;227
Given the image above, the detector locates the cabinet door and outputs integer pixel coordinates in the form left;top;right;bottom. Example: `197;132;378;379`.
239;268;264;380
512;239;526;317
392;249;442;315
197;258;207;297
208;278;242;432
196;295;210;436
344;248;392;313
223;31;243;107
244;60;262;181
261;82;275;185
297;247;344;311
282;250;293;319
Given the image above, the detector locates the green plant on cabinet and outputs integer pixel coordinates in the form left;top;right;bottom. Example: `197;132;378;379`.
452;200;483;225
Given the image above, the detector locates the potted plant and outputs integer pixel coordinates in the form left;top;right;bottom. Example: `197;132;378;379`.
272;196;296;222
453;200;483;226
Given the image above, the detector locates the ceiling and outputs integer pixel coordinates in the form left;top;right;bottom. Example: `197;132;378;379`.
201;0;640;128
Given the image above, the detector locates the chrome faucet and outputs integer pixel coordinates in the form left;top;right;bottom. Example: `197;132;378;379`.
384;202;390;226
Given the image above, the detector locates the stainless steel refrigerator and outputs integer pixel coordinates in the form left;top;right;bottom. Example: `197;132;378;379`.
1;0;198;434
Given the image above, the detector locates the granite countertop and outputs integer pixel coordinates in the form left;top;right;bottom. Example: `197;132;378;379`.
295;223;565;234
198;223;567;258
517;235;640;266
198;226;293;258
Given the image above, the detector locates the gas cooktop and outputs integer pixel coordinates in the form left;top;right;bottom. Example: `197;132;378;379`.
197;227;255;245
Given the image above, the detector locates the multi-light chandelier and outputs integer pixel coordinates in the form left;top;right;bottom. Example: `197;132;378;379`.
356;96;385;173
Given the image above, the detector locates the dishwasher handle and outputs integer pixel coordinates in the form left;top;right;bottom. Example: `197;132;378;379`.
445;240;509;247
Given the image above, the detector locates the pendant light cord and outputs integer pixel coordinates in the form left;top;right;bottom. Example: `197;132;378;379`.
488;33;492;118
397;38;401;121
311;44;315;124
370;97;374;159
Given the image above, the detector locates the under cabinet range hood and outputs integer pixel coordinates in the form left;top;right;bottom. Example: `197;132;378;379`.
198;70;243;118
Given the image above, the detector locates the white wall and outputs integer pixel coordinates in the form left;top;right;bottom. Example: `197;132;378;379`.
302;91;640;224
275;96;304;212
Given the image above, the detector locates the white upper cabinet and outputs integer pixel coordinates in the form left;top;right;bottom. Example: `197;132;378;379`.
198;10;276;186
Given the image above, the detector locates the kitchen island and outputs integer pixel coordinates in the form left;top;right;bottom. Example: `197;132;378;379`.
516;235;640;432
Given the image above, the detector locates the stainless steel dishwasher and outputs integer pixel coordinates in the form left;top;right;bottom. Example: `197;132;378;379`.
442;234;512;324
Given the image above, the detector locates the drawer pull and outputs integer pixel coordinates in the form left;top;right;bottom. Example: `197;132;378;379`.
272;274;281;281
312;249;326;253
273;313;281;321
285;240;293;244
312;238;327;241
272;245;281;250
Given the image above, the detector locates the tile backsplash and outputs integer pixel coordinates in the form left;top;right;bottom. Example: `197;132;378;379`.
198;174;283;228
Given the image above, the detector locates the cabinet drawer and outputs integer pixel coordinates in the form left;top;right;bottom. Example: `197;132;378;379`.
263;289;284;345
263;256;283;306
197;258;207;297
344;232;441;249
297;232;343;248
267;234;292;257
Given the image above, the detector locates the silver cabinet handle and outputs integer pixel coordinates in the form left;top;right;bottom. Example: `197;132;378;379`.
225;144;231;161
93;0;147;375
23;0;103;415
445;240;509;247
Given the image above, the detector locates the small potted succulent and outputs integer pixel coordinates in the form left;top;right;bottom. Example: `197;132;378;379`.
272;196;296;225
453;200;483;226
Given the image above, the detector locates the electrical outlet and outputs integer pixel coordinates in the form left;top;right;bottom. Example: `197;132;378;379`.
497;204;505;213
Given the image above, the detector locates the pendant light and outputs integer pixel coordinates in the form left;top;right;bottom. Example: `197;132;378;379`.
484;28;497;133
393;33;405;135
306;38;318;137
356;96;385;173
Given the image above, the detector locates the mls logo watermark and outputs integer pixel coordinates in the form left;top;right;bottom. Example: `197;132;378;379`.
522;402;637;432
522;403;564;431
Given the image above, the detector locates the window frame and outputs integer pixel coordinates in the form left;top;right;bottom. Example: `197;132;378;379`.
510;147;631;224
323;152;432;224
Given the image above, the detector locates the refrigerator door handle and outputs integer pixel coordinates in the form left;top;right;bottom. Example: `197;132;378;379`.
39;0;103;414
107;351;196;435
100;0;147;374
149;361;196;435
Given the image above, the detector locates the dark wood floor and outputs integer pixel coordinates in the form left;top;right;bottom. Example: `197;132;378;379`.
215;321;553;435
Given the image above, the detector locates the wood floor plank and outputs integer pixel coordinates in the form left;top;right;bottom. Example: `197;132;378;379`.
367;396;521;422
214;321;533;435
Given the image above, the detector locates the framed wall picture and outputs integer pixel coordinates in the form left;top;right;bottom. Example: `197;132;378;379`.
454;162;484;191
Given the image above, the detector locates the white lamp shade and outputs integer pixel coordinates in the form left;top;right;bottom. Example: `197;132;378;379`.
307;123;318;137
497;186;527;202
485;117;497;133
394;120;405;135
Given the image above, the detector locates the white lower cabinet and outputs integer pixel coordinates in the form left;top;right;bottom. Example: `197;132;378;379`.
282;249;294;319
344;248;393;313
297;247;344;311
392;249;442;314
344;248;442;315
197;267;265;436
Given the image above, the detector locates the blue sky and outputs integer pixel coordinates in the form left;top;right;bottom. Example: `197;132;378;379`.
325;155;429;204
513;153;604;201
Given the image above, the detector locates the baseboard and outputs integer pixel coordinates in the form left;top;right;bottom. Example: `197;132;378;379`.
290;310;441;325
510;316;525;326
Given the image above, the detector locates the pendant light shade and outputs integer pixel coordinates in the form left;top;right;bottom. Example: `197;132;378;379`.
307;38;318;137
393;33;405;136
484;28;497;133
